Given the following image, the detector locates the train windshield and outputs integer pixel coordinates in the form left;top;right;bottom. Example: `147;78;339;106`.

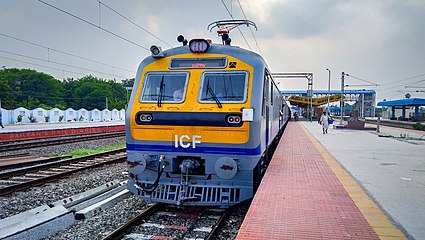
140;72;188;103
199;71;248;103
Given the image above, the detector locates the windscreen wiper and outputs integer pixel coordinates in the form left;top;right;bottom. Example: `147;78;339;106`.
206;79;222;108
157;75;165;107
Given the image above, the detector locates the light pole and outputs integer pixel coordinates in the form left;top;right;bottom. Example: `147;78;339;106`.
326;68;331;113
340;72;348;124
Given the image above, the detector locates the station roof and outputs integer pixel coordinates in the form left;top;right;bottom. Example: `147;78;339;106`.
377;98;425;107
281;90;376;95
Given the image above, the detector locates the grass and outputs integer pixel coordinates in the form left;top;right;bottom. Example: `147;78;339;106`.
55;142;126;158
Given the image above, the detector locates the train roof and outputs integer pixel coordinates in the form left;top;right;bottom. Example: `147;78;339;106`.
139;42;267;70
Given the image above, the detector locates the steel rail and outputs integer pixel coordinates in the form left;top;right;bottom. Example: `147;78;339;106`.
0;149;126;196
0;148;125;180
205;209;229;240
102;203;161;240
0;131;125;152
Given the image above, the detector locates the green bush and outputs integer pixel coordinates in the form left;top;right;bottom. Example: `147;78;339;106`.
413;122;423;130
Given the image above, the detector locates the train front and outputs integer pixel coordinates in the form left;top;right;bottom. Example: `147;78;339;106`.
126;39;262;207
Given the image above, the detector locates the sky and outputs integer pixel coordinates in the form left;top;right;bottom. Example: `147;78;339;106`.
1;0;424;102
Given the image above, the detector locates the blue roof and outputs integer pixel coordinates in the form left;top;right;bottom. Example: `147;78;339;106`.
329;106;351;111
281;90;376;95
377;98;425;107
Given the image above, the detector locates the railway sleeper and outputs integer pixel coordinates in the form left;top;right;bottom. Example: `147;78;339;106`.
38;170;59;175
58;166;81;170
50;167;72;172
69;163;92;167
10;176;36;181
0;179;23;185
25;173;51;178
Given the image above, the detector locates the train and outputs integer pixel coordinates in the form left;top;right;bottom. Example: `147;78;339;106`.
126;24;290;207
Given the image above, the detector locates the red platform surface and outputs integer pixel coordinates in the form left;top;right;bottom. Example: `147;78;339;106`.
237;122;379;239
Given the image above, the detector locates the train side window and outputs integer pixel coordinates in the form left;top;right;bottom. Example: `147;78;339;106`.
199;71;248;103
140;72;189;103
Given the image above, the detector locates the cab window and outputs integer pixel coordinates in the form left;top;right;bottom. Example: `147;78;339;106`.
140;72;188;103
199;71;248;103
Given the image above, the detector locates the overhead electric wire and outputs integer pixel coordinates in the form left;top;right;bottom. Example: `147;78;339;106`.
220;0;253;50
37;0;149;51
0;32;134;73
378;73;425;86
346;74;379;86
0;55;86;77
377;78;425;92
405;79;425;87
236;0;263;55
0;49;128;79
96;0;173;48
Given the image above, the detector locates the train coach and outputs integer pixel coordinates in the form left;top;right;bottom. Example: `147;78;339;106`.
126;31;290;207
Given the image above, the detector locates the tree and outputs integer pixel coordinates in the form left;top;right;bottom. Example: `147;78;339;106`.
0;68;65;109
0;68;128;110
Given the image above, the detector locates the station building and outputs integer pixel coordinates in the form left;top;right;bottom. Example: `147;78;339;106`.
378;98;425;122
281;89;376;118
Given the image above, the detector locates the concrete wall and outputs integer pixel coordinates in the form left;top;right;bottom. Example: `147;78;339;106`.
1;107;125;125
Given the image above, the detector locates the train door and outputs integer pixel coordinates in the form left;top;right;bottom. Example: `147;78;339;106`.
266;70;274;147
264;71;271;148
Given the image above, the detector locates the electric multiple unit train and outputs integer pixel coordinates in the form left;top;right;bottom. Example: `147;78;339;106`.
126;26;290;207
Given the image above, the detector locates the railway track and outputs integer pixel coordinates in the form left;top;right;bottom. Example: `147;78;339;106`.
0;131;125;153
103;203;229;240
0;154;69;169
0;148;126;196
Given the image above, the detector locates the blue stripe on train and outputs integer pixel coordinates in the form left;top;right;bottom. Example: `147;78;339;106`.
126;143;262;155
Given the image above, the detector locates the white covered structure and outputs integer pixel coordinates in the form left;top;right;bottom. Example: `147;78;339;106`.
77;108;89;122
101;109;111;121
90;109;101;121
64;108;77;122
13;107;30;124
1;108;10;126
31;108;48;123
120;109;125;120
111;109;120;121
49;108;64;123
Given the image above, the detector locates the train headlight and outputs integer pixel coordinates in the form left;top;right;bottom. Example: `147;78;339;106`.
189;39;210;53
139;113;152;122
226;115;242;125
215;157;237;179
150;45;164;58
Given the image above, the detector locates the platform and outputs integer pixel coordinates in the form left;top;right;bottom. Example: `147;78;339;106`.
236;121;424;239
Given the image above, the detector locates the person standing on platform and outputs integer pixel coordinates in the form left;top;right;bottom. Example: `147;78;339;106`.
0;111;4;129
319;112;330;134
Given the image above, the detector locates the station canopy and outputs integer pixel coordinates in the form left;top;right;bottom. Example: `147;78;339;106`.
377;98;425;107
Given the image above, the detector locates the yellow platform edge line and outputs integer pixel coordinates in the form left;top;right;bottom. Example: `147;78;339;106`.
299;123;407;240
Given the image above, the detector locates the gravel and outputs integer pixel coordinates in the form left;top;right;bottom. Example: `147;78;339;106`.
43;198;249;240
0;136;126;219
215;200;252;239
0;162;127;219
0;136;125;157
43;196;148;240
